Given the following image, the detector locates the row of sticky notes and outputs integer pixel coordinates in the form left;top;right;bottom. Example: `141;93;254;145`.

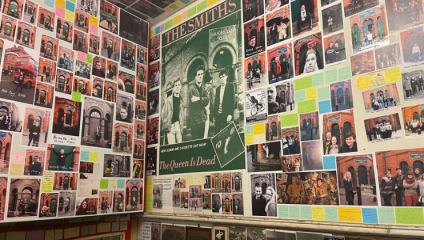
80;150;99;162
294;66;352;92
100;179;126;189
245;123;266;145
356;67;402;90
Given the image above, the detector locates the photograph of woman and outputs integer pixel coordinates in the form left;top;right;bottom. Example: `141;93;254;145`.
264;186;277;216
343;172;356;205
404;172;418;206
326;136;339;155
380;170;395;206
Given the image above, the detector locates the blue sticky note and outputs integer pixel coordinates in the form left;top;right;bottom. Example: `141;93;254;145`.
180;0;190;3
155;27;161;35
117;179;125;188
300;206;312;220
362;208;378;224
289;205;300;219
278;205;289;218
80;151;90;161
65;1;75;12
318;100;331;114
44;0;55;8
323;156;336;170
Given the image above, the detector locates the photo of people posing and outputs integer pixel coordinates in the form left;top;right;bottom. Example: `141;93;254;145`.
52;97;81;136
321;110;357;155
301;141;323;170
276;171;339;205
330;80;354;112
244;17;266;58
293;33;324;76
351;50;375;76
385;0;424;32
267;81;295;114
321;4;343;36
290;0;320;38
364;113;402;142
362;83;400;112
336;154;378;206
402;104;424;137
299;111;319;141
46;144;79;172
266;5;291;47
342;0;379;17
250;173;277;217
281;126;300;155
243;0;264;22
324;33;346;65
247;142;282;172
401;68;424;100
267;43;294;83
245;53;267;91
375;43;402;70
399;26;424;68
282;155;303;172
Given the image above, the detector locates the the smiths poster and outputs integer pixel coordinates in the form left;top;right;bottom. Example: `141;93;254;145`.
159;0;245;175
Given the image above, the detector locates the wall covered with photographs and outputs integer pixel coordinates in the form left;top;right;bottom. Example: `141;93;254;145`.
0;0;148;222
145;0;424;226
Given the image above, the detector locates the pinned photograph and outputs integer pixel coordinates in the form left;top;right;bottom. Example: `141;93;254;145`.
116;92;134;123
137;63;147;83
212;173;221;193
293;32;324;76
133;159;143;178
34;81;54;108
267;42;294;83
147;117;158;145
250;173;277;217
52;97;81;136
232;193;243;215
222;193;232;214
73;77;92;96
77;0;98;17
290;0;320;38
73;30;88;52
106;60;118;81
152;184;163;209
401;104;424;137
148;89;159;116
135;119;145;140
104;80;117;102
92;78;104;99
99;0;119;34
401;68;424;100
282;154;303;172
46;144;79;171
112;122;133;154
0;133;11;174
212;193;222;213
321;109;357;155
146;146;157;176
180;192;188;208
55;69;73;94
324;32;346;65
385;0;424;32
75;198;97;215
39;193;58;217
103;154;131;178
75;59;92;79
40;34;58;60
351;50;375;76
89;34;100;55
0;99;24;132
37;7;55;31
118;71;135;94
135;100;146;120
53;172;78;190
98;191;113;214
56;17;73;43
136;81;146;101
16;21;36;49
364;113;402;142
148;35;160;62
343;0;379;17
266;5;291;47
266;115;281;141
244;52;267;91
244;17;265;58
173;189;181;207
330;80;353;112
148;61;160;89
24;148;44;176
267;80;295;114
121;39;136;71
247;142;282;172
125;179;144;211
92;56;106;78
74;9;89;33
101;31;120;61
21;108;49;147
301;140;323;170
221;172;232;193
282;126;300;155
362;83;400;112
211;123;245;168
375;43;402;70
299;111;319;141
137;45;147;65
232;172;243;192
8;178;40;218
244;0;264;22
245;88;267;125
37;57;56;85
58;46;74;72
119;10;148;47
133;139;144;159
112;190;125;212
23;0;38;25
203;190;211;209
322;3;343;36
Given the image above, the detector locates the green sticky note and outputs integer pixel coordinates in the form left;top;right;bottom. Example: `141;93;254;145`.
300;206;312;220
338;66;351;81
169;3;179;9
298;100;316;114
145;194;152;212
318;87;330;101
281;113;299;127
100;179;108;189
165;20;173;30
197;0;207;11
378;208;395;224
395;208;424;224
324;207;338;222
187;6;197;17
245;125;254;134
147;177;153;186
86;54;93;64
295;76;312;91
312;73;324;86
295;90;305;102
289;205;300;219
325;69;338;83
278;205;289;218
72;91;81;102
68;0;75;3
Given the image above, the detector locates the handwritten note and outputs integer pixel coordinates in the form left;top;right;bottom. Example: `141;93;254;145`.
325;69;338;83
338;207;362;222
89;152;98;162
41;182;53;193
281;113;299;127
395;208;424;224
56;7;65;18
245;125;254;134
43;170;54;182
385;67;401;83
10;164;23;176
56;0;65;8
312;206;325;220
65;10;74;22
245;134;254;145
64;227;80;239
370;71;385;88
109;179;117;189
295;76;312;91
278;205;289;218
298;100;316;114
100;179;108;189
305;87;317;100
338;66;351;81
378;208;395;224
356;75;371;90
288;205;300;219
362;208;378;224
312;73;324;86
80;151;90;161
86;54;93;64
300;206;312;220
72;91;81;102
253;123;265;135
323;156;336;169
318;87;330;101
295;90;306;102
325;207;338;221
318;100;331;114
89;25;98;35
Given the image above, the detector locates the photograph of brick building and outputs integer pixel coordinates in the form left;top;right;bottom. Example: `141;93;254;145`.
221;172;232;193
39;193;58;217
40;34;58;61
52;97;81;136
294;32;324;76
147;117;158;145
330;80;353;112
137;81;147;101
99;0;119;34
290;0;319;38
92;78;104;99
125;179;143;211
8;178;40;218
118;71;135;94
101;31;120;61
3;0;24;19
267;42;294;83
232;172;243;192
136;63;146;83
301;140;323;170
321;109;356;153
281;126;300;155
58;46;74;72
56;17;73;43
0;132;12;174
362;83;400;112
221;193;232;214
104;80;117;102
75;9;89;33
265;5;291;47
351;51;375;76
121;39;136;71
133;139;144;159
244;16;265;58
133;159;143;179
55;69;73;94
300;111;319;141
244;52;266;91
75;197;97;215
402;103;424;137
266;115;281;141
21;107;49;147
336;153;377;206
106;59;118;81
89;34;100;55
16;21;36;48
34;81;54;108
37;7;55;31
0;100;24;132
400;26;424;67
268;80;295;114
73;76;92;96
57;191;76;216
243;0;264;22
53;172;78;190
137;45;147;65
37;57;56;84
23;0;37;24
92;56;106;78
247;142;282;172
81;96;114;148
46;144;80;172
135;119;145;139
0;15;17;41
148;60;159;89
135;100;146;120
112;190;125;212
116;92;133;123
73;29;88;52
113;122;133;154
324;32;346;65
98;190;113;214
103;154;131;178
364;113;402;142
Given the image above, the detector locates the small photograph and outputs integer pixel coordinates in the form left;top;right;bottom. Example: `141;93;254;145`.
135;100;146;120
212;193;222;213
3;0;23;19
52;97;82;136
250;173;277;217
282;126;300;155
229;228;246;240
34;81;54;108
92;56;106;78
16;21;36;49
322;3;343;36
37;57;56;84
324;32;346;65
293;32;324;76
75;59;92;79
343;0;379;17
118;71;135;94
336;154;378;206
75;198;97;215
349;5;389;55
299;111;319;141
125;179;143;211
282;154;303;172
73;30;88;52
321;109;357;154
8;178;40;218
21;107;49;147
222;193;232;214
266;230;296;240
137;45;147;65
112;190;125;212
152;184;163;209
131;0;164;19
98;191;113;214
266;5;291;47
266;115;281;141
244;52;267;91
174;177;187;189
148;88;159;116
92;78;104;99
232;193;243;214
330;80;353;112
290;0;320;39
37;7;55;31
267;80;295;114
101;31;120;61
132;159;143;178
46;144;79;171
57;46;74;72
24;149;45;175
0;99;24;132
74;9;89;33
362;83;400;112
148;35;159;62
137;63;147;83
301;140;323;170
244;17;266;58
119;10;148;47
104;80;117;102
116;92;134;123
402;104;424;137
55;69;73;94
245;88;267;125
99;0;119;34
385;0;424;32
146;147;156;176
173;189;181;207
276;171;339;205
189;185;202;199
247;142;282;172
0;15;17;41
203;190;211;209
0;133;11;174
212;226;228;240
112;122;133;154
121;39;136;71
265;0;288;13
247;228;266;240
267;42;294;83
23;1;38;25
135;119;145;139
53;172;78;190
148;61;160;89
103;154;131;177
232;172;243;192
180;192;188;208
364;113;402;142
136;81;147;101
211;123;245;168
79;162;94;173
106;60;118;81
162;225;184;240
133;139;144;159
151;224;162;240
147;117;158;145
56;17;73;43
211;173;221;193
375;43;402;70
204;175;211;189
221;172;232;193
39;193;58;217
351;50;375;76
89;34;100;55
401;68;424;100
77;0;98;17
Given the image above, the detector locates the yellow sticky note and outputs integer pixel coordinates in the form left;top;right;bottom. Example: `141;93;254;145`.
253;123;265;135
338;207;362;222
41;182;53;193
34;0;44;4
385;67;401;83
108;179;117;189
356;75;371;90
188;175;195;185
10;163;23;176
43;170;54;182
245;134;254;145
90;16;98;26
6;232;26;240
312;206;325;220
89;152;98;162
305;87;317;100
56;0;65;8
197;174;204;185
98;223;111;233
65;10;74;22
64;227;80;239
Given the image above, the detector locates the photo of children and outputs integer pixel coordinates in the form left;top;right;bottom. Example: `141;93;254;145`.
364;113;402;142
321;110;357;155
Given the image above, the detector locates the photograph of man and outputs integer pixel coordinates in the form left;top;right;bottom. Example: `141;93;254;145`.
385;0;424;32
213;70;235;133
322;4;343;36
402;69;424;101
364;113;402;141
287;135;300;155
188;65;209;141
92;60;106;78
266;7;290;47
243;0;264;22
247;142;282;172
251;183;266;216
294;35;324;76
244;17;266;58
161;78;184;145
268;85;284;114
251;173;277;216
28;121;41;147
50;145;76;171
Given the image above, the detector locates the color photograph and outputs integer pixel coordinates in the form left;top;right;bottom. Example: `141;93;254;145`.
293;32;324;76
401;68;424;100
245;52;267;91
330;80;354;112
364;113;402;142
267;42;294;83
46;144;79;171
399;26;424;68
324;32;346;65
244;17;265;58
266;5;291;47
290;0;320;39
321;109;357;155
246;142;282;172
362;83;400;112
52;97;81;136
402;103;424;137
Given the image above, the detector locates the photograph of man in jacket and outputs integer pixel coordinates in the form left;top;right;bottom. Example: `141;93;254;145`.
161;78;185;145
212;70;235;133
188;65;209;141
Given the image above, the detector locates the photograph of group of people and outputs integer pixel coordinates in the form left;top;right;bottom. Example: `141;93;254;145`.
402;104;424;136
361;83;400;112
402;68;424;100
364;113;403;142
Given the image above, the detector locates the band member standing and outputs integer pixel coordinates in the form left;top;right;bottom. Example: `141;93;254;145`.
252;183;266;216
188;65;209;140
213;70;234;133
162;78;184;144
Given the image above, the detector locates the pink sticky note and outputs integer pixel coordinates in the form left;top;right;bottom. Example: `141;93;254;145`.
56;7;65;18
77;51;86;61
90;25;98;35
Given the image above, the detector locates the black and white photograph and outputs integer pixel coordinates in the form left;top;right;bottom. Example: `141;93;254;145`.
247;142;281;172
212;226;228;240
161;225;185;240
153;184;163;209
364;113;403;142
211;123;245;168
116;92;134;123
77;0;98;17
75;60;92;80
229;227;246;240
146;146;157;176
324;33;346;65
293;32;324;76
212;193;221;213
7;178;40;218
375;43;402;70
266;230;296;240
232;172;243;192
148;88;159;116
243;0;264;22
103;154;131;177
322;4;343;36
204;175;211;189
297;232;324;240
57;191;76;217
247;228;266;240
321;0;340;8
401;68;424;101
0;100;24;132
119;9;148;47
267;80;295;114
244;17;266;58
246;88;267;125
250;173;277;217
